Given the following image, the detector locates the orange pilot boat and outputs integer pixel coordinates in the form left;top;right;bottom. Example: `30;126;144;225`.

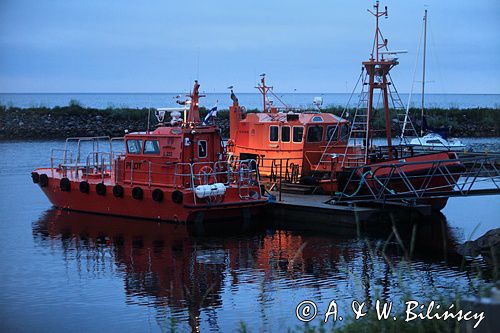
227;2;465;210
32;81;266;223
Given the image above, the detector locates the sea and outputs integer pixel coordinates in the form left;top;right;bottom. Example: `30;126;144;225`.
0;139;498;332
1;93;499;110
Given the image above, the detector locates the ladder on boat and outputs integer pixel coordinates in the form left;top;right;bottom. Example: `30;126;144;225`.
342;82;370;167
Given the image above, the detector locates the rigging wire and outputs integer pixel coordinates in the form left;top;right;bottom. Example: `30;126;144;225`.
402;14;425;142
312;68;365;175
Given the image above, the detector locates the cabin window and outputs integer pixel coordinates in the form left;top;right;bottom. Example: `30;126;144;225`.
340;125;349;140
127;139;143;154
198;140;208;158
312;116;324;122
428;139;442;144
307;125;323;143
281;126;290;142
269;126;279;142
143;140;160;154
293;126;304;143
326;125;338;141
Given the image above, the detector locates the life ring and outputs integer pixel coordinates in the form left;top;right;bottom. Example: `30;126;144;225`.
113;185;124;198
31;172;40;184
96;183;107;196
152;189;164;202
60;178;71;192
197;166;216;185
79;181;90;193
132;187;143;200
172;190;183;204
39;174;49;187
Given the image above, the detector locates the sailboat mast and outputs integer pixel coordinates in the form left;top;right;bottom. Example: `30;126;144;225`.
421;9;427;136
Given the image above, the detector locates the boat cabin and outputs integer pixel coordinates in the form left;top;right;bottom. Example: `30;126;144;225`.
227;75;350;182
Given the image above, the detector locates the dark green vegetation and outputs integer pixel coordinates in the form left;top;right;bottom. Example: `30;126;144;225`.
1;102;498;139
322;106;500;137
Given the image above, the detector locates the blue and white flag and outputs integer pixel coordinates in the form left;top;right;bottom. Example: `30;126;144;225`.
203;101;218;125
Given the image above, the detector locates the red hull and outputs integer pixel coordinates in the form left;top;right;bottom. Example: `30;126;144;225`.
35;170;265;223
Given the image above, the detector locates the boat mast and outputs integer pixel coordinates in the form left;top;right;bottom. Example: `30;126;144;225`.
256;74;274;113
421;9;427;136
364;1;395;160
187;80;205;124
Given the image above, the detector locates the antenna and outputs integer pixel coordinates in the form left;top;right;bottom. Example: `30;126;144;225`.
147;97;151;134
421;9;428;136
367;1;389;61
255;73;272;113
196;47;200;80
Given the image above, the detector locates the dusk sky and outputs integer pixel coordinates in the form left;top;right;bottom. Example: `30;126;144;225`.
0;0;499;93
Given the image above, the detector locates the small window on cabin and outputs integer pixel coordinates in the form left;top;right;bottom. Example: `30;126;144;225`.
307;125;324;143
428;139;442;144
312;116;324;122
269;126;279;142
326;125;338;141
198;140;208;158
281;126;290;142
127;139;143;154
293;126;304;143
144;140;160;154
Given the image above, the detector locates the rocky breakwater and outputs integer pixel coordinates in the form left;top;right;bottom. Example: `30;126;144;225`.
0;105;232;140
0;105;150;140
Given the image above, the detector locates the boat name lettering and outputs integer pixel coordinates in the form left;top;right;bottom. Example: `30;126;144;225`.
125;161;142;170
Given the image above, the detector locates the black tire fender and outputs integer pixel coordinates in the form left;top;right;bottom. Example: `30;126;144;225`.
60;178;71;192
132;187;143;200
152;189;164;202
39;174;49;187
113;185;124;198
79;181;90;193
96;183;107;196
31;172;40;184
172;190;183;204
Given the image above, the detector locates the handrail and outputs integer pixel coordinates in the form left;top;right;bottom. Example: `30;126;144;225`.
332;154;499;203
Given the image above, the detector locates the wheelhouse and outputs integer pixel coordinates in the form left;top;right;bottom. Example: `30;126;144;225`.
227;75;350;181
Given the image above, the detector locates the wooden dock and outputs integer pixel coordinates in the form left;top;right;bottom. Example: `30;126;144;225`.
264;192;433;233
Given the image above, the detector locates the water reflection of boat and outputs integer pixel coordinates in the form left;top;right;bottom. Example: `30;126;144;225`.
32;208;484;332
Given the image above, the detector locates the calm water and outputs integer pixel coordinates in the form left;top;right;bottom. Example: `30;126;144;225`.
1;93;499;110
0;140;499;332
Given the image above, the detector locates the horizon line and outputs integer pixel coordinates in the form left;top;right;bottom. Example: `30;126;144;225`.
1;92;500;95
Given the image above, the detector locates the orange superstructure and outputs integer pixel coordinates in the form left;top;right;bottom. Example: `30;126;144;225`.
227;75;352;186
